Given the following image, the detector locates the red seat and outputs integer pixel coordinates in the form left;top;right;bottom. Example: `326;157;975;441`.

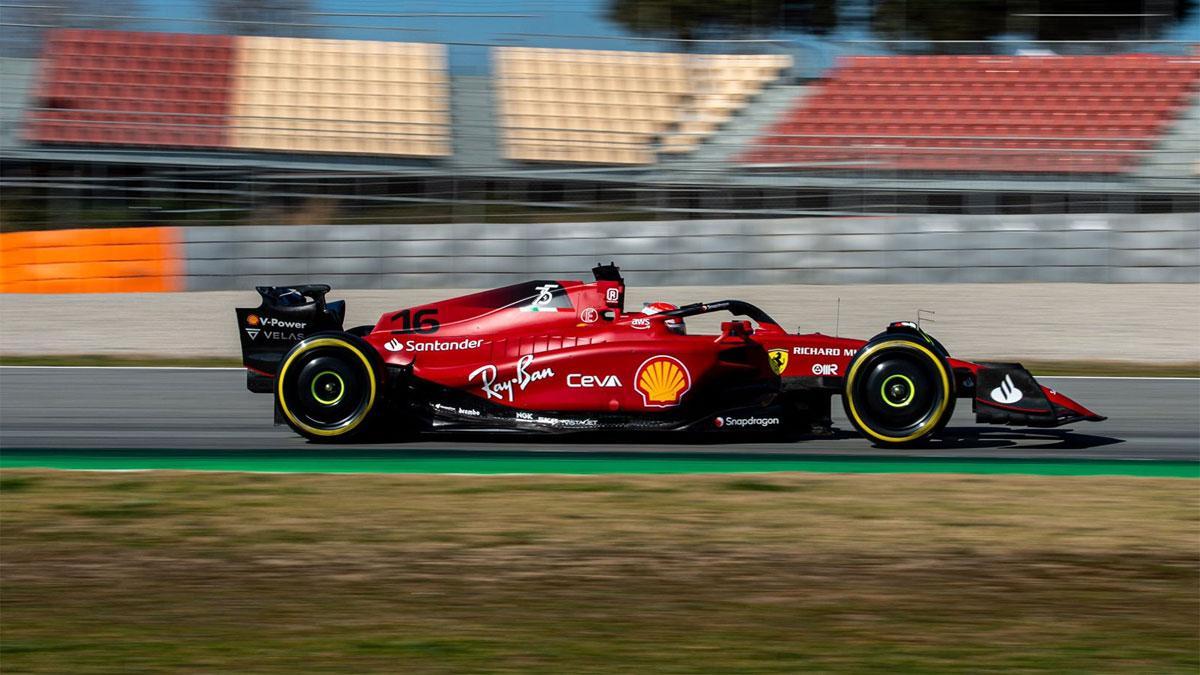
25;28;236;149
742;53;1200;174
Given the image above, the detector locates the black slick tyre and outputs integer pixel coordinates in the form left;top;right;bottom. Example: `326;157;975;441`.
275;333;383;442
842;335;956;447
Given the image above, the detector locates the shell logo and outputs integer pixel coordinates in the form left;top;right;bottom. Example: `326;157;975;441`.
246;314;260;326
635;355;691;407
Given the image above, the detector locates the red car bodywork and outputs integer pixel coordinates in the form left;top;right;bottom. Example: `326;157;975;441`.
237;265;1103;440
363;276;1097;423
364;281;857;413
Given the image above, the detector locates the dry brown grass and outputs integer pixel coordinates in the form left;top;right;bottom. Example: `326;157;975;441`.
1;470;1197;673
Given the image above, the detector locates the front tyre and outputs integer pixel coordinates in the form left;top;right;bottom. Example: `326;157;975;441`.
276;334;382;441
842;336;955;447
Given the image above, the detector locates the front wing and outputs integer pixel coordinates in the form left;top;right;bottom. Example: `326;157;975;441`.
967;362;1105;427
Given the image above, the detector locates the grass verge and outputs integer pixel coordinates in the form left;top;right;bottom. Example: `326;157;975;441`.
2;449;1196;477
1;470;1196;673
2;354;1197;377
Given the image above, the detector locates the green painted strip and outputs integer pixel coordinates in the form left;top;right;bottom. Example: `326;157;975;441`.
1;450;1196;478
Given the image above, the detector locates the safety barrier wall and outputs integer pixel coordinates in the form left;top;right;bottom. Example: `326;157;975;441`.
0;227;183;293
179;213;1199;290
2;216;1193;294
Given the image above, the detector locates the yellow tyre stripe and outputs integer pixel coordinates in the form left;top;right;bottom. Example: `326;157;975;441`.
277;337;377;438
845;339;951;444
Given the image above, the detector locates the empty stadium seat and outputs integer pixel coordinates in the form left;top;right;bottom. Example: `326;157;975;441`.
495;48;790;165
24;30;452;159
741;54;1200;175
26;29;235;148
229;37;451;157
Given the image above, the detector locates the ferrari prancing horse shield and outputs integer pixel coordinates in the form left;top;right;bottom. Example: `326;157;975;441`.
767;348;788;375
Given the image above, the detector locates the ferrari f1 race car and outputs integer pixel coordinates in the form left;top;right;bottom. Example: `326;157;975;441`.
234;263;1104;445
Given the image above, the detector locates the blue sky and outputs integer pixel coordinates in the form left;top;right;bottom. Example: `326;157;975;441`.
134;0;1200;74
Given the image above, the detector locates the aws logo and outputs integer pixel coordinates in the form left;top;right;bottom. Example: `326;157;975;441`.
635;355;691;408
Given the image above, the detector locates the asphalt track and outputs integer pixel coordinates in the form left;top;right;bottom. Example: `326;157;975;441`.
0;368;1196;474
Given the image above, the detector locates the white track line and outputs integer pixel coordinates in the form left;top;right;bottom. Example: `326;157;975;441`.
0;366;1194;380
1041;375;1198;381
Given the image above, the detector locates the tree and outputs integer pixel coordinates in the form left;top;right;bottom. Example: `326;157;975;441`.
872;0;1198;53
782;0;839;36
607;0;838;45
206;0;318;38
0;0;140;57
1015;0;1196;43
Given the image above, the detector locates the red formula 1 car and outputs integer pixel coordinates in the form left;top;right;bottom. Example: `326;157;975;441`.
235;264;1104;445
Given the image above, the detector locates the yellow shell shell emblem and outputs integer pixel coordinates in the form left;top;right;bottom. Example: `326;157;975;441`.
635;355;691;407
767;348;788;375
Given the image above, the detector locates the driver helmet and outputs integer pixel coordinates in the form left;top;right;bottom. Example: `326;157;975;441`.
642;301;686;335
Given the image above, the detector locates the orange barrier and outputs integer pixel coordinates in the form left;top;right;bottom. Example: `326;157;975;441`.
0;227;183;293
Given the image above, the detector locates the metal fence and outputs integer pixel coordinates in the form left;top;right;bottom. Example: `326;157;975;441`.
1;5;1197;226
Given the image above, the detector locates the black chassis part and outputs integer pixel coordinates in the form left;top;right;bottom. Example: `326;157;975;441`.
397;377;808;436
248;370;274;394
236;285;346;380
881;321;951;357
779;376;838;433
970;362;1089;427
661;299;779;326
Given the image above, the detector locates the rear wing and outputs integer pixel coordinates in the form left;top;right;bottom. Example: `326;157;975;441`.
234;285;345;391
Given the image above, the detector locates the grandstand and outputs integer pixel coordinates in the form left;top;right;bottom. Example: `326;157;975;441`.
25;30;450;157
2;28;1198;223
230;37;449;157
25;30;235;148
494;48;790;164
740;55;1200;175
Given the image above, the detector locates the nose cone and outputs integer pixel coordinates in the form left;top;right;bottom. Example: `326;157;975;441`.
1041;385;1106;422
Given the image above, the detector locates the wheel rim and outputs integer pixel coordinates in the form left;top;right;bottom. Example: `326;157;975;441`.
310;370;346;406
847;342;949;442
880;373;915;408
278;341;375;435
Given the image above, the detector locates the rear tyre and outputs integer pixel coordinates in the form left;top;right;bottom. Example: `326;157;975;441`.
276;333;382;442
842;336;955;447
